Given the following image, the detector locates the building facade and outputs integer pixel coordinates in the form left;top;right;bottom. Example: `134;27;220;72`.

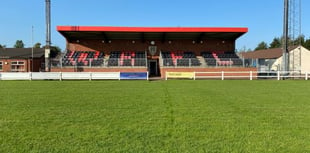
0;48;44;72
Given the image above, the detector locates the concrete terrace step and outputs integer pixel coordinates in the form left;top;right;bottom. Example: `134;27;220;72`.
197;56;207;67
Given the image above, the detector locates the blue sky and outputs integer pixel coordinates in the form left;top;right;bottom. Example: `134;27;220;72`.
0;0;309;51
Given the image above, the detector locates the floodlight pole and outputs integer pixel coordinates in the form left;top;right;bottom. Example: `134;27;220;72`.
45;0;51;72
32;26;34;72
282;0;289;73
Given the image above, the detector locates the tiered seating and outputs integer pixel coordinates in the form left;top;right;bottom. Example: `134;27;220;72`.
201;52;243;66
222;53;243;66
216;52;243;66
108;51;146;67
108;51;120;66
162;52;173;66
212;52;233;66
201;52;217;66
162;51;201;66
62;51;104;66
183;52;201;66
134;52;147;66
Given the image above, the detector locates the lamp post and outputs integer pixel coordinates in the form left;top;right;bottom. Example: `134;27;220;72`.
282;0;289;73
45;0;51;72
32;26;34;72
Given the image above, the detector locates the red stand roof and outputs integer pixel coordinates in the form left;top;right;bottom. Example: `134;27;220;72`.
57;26;248;40
57;26;248;33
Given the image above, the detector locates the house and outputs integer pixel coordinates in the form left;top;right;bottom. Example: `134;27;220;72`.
0;48;45;72
240;45;310;73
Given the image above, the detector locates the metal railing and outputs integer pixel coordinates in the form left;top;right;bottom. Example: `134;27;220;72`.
51;57;251;68
50;58;147;68
161;58;245;67
161;58;203;67
48;57;302;72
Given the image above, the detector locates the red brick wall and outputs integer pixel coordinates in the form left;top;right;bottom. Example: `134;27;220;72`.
0;58;43;72
161;67;258;79
0;60;11;72
0;59;28;72
66;39;235;56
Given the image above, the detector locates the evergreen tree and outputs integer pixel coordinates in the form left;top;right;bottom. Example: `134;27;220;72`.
34;42;41;48
14;40;25;48
304;38;310;50
255;41;268;50
269;37;281;48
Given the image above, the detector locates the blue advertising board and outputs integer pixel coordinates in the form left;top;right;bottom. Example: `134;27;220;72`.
120;72;148;80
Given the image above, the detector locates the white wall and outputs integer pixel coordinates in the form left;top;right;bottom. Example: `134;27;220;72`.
271;46;310;72
300;46;310;73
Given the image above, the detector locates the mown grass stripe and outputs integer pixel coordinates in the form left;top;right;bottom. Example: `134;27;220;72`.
0;80;309;153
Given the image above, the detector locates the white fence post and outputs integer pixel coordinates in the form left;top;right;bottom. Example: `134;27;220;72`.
29;72;32;81
277;71;280;80
147;71;149;81
89;72;92;81
221;71;224;80
242;58;245;67
193;71;196;80
60;72;62;81
250;71;253;80
60;57;62;68
165;71;168;80
306;72;308;80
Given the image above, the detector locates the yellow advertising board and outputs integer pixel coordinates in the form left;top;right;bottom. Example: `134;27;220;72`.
166;72;194;79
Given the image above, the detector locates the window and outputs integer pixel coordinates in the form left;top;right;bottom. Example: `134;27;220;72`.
11;61;25;72
0;61;3;71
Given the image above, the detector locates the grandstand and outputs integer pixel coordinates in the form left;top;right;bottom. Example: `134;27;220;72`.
53;26;255;78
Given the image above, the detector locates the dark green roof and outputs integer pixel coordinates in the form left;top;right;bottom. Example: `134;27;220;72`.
0;48;44;59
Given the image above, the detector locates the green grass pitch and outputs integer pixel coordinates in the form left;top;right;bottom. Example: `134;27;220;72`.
0;80;310;153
